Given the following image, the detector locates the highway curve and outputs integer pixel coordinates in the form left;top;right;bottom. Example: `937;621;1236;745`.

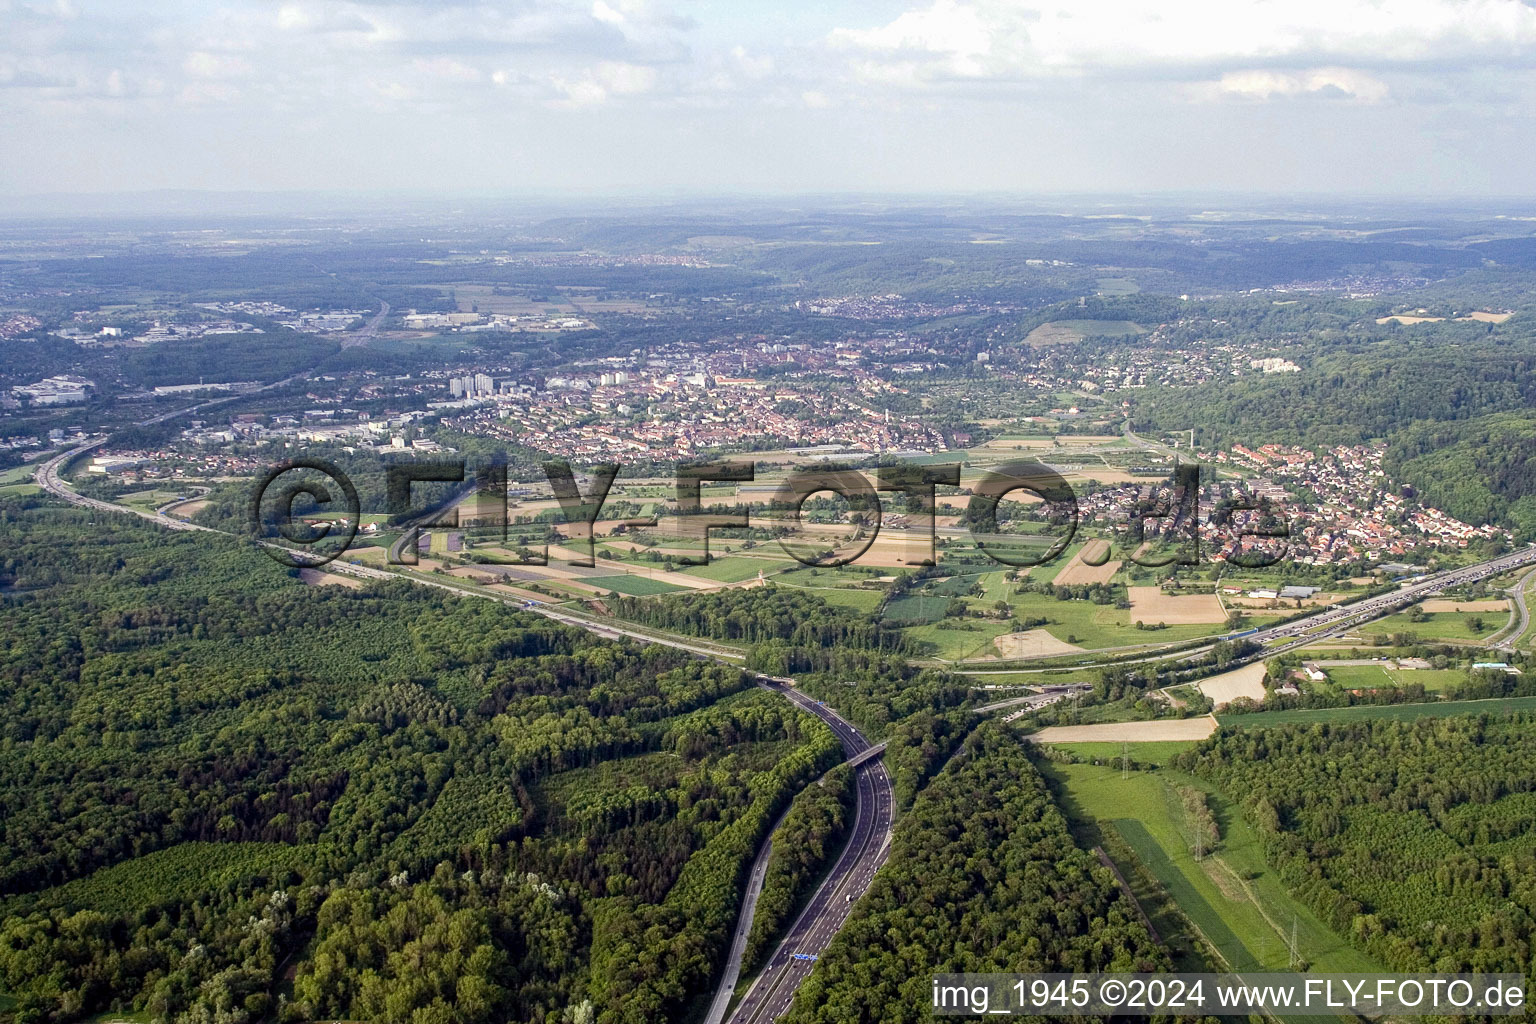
35;436;1535;1024
38;450;899;1024
716;680;894;1024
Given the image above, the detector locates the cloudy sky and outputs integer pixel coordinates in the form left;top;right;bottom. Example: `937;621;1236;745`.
3;0;1536;196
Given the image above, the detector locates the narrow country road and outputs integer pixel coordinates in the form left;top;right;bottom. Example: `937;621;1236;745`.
701;800;789;1024
1486;565;1535;650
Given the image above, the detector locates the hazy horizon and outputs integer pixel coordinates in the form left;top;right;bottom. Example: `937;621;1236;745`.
5;0;1536;198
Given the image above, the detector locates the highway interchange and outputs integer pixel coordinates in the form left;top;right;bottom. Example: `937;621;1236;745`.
29;428;1536;1024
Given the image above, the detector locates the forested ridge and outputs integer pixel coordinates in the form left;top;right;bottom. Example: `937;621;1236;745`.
1178;715;1536;980
0;496;841;1024
1129;331;1536;536
1133;344;1536;449
1380;412;1536;536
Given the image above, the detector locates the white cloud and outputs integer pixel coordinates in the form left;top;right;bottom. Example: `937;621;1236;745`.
829;0;1536;85
4;0;1536;195
551;59;659;105
275;4;375;35
410;56;481;83
1195;67;1392;103
182;50;251;79
591;0;625;28
731;45;773;79
0;65;74;88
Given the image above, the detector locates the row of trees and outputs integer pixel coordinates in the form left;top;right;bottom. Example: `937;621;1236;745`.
610;587;909;651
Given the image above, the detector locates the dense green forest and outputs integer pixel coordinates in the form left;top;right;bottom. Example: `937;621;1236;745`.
611;587;972;809
0;496;843;1024
777;724;1167;1024
1178;715;1536;980
115;329;340;388
1132;343;1536;450
610;588;909;652
1381;412;1536;536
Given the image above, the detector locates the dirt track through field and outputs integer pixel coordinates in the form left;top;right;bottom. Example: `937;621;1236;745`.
1026;717;1218;743
1127;586;1226;624
1196;663;1267;708
1053;539;1120;586
991;629;1086;659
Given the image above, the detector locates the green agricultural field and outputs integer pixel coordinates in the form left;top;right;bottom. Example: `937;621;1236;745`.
1053;741;1198;767
1002;592;1224;650
117;488;185;511
0;464;39;495
1355;609;1507;643
882;593;951;625
1045;761;1382;977
1317;664;1394;689
1222;694;1536;728
1318;664;1468;693
586;574;690;596
678;555;780;583
929;574;984;597
1395;668;1470;690
1024;320;1146;346
966;570;1017;606
901;618;1014;660
808;587;885;612
368;334;485;359
1096;277;1140;296
773;575;889;604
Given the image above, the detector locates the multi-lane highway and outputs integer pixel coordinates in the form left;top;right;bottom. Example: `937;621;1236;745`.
33;432;1536;1024
341;300;390;348
717;679;894;1024
702;799;789;1024
34;452;892;1024
36;441;218;533
35;443;761;669
31;303;391;527
1229;545;1536;658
